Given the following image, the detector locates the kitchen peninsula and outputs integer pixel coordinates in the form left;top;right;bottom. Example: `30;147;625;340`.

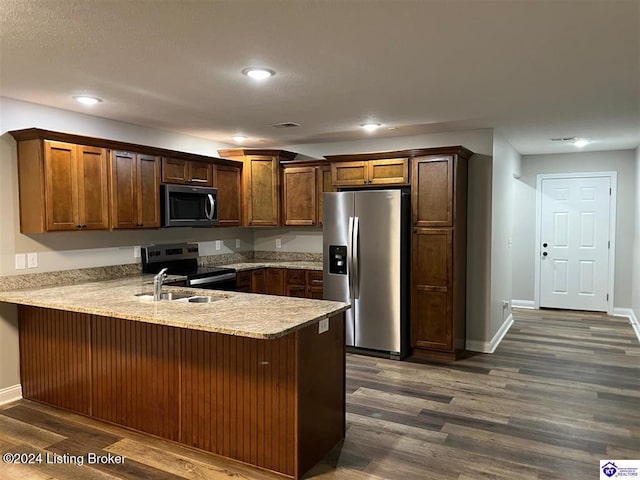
0;278;349;479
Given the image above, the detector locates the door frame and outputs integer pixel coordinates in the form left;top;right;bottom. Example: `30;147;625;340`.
534;171;617;314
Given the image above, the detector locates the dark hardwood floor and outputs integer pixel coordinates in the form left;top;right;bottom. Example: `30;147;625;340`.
1;308;638;480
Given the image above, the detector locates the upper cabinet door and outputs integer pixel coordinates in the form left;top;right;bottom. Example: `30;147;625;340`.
316;165;334;226
331;161;368;187
161;157;188;184
44;140;79;231
76;145;109;230
246;155;280;226
283;166;317;226
136;154;161;228
368;158;409;185
412;155;454;227
187;161;213;186
214;164;242;227
110;151;137;229
110;151;160;229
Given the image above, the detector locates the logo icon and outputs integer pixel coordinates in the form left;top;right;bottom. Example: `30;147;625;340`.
602;461;618;478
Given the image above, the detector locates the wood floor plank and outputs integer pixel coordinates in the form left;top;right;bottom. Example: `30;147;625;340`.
1;307;638;480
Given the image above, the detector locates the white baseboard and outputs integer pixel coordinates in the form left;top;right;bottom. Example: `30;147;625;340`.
613;308;640;343
0;384;22;405
466;314;514;354
511;299;536;309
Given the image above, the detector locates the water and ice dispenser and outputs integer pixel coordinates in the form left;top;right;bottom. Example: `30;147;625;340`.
328;245;347;275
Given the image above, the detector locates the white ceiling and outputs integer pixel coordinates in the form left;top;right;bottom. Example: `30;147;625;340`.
1;0;638;155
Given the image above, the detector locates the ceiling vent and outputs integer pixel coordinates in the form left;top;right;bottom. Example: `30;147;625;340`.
269;122;301;128
549;136;577;143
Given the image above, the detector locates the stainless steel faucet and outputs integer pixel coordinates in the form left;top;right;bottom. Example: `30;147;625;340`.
153;268;168;301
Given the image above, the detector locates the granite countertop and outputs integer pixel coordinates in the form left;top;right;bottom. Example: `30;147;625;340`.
0;277;348;339
222;260;323;271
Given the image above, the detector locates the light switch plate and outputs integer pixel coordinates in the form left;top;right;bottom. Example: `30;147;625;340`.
275;238;282;249
215;240;221;251
235;239;241;249
133;246;141;258
15;254;26;270
27;252;38;269
318;318;329;334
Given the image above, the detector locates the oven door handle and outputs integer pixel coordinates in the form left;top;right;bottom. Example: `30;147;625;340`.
188;273;236;286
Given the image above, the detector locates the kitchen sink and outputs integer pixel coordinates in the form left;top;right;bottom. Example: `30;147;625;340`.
135;291;225;303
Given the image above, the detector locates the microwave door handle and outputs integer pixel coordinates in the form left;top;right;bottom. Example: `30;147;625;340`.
205;194;215;220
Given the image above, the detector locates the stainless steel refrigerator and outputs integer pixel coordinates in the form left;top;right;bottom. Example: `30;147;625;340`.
323;189;409;358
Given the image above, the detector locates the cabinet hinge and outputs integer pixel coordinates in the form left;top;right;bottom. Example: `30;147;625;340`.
608;241;611;249
609;188;612;195
607;294;609;301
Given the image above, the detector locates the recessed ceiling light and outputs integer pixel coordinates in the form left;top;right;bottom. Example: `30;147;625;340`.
232;135;248;143
573;138;589;148
360;122;382;132
73;95;102;105
242;67;276;80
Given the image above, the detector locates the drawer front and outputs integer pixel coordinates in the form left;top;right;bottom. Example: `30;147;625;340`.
306;271;323;287
286;269;306;285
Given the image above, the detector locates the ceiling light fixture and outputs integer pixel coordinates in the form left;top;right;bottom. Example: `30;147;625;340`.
573;138;589;148
232;135;248;143
242;67;276;80
360;122;382;132
73;95;103;105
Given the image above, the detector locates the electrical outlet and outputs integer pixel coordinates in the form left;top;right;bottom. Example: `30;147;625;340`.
133;246;141;258
275;238;282;249
15;254;26;270
215;240;221;251
27;252;38;269
235;239;241;249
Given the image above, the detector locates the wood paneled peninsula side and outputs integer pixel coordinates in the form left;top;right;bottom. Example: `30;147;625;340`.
0;278;349;479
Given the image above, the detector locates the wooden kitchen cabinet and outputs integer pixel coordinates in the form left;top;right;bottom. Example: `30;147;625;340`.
236;270;252;293
266;268;286;296
281;161;334;227
412;155;453;227
217;148;297;226
327;157;408;187
110;151;161;229
213;164;242;227
317;164;333;225
251;268;267;294
161;157;213;186
13;138;109;233
410;147;471;360
286;269;323;299
283;166;317;226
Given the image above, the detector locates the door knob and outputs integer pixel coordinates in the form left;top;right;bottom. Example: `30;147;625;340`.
542;252;548;257
542;242;548;248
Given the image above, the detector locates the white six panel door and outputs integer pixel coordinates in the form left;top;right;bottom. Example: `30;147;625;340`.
540;176;611;311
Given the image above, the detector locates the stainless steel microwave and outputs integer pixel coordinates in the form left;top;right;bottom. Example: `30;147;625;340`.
161;184;218;227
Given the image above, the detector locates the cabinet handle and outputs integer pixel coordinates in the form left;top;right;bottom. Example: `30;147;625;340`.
363;180;367;184
76;225;82;229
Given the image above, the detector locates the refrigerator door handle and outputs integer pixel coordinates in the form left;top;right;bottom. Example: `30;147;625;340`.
353;216;360;299
347;216;355;299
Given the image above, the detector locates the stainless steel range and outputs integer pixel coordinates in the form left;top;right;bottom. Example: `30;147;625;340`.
141;243;236;290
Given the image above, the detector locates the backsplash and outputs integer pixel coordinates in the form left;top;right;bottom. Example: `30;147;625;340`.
0;250;323;291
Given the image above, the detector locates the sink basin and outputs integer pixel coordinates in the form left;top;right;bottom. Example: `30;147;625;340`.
135;291;225;303
136;292;194;301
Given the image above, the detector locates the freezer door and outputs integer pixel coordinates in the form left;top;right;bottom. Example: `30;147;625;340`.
353;190;402;353
322;192;355;346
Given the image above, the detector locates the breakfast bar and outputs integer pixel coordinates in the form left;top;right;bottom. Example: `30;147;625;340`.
0;278;349;479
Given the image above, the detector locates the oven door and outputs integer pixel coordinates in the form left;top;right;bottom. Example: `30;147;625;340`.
187;273;237;291
162;184;218;227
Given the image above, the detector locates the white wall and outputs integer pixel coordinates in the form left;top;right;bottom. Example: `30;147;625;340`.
512;150;637;308
280;128;494;159
633;147;640;322
253;228;323;253
474;133;520;348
